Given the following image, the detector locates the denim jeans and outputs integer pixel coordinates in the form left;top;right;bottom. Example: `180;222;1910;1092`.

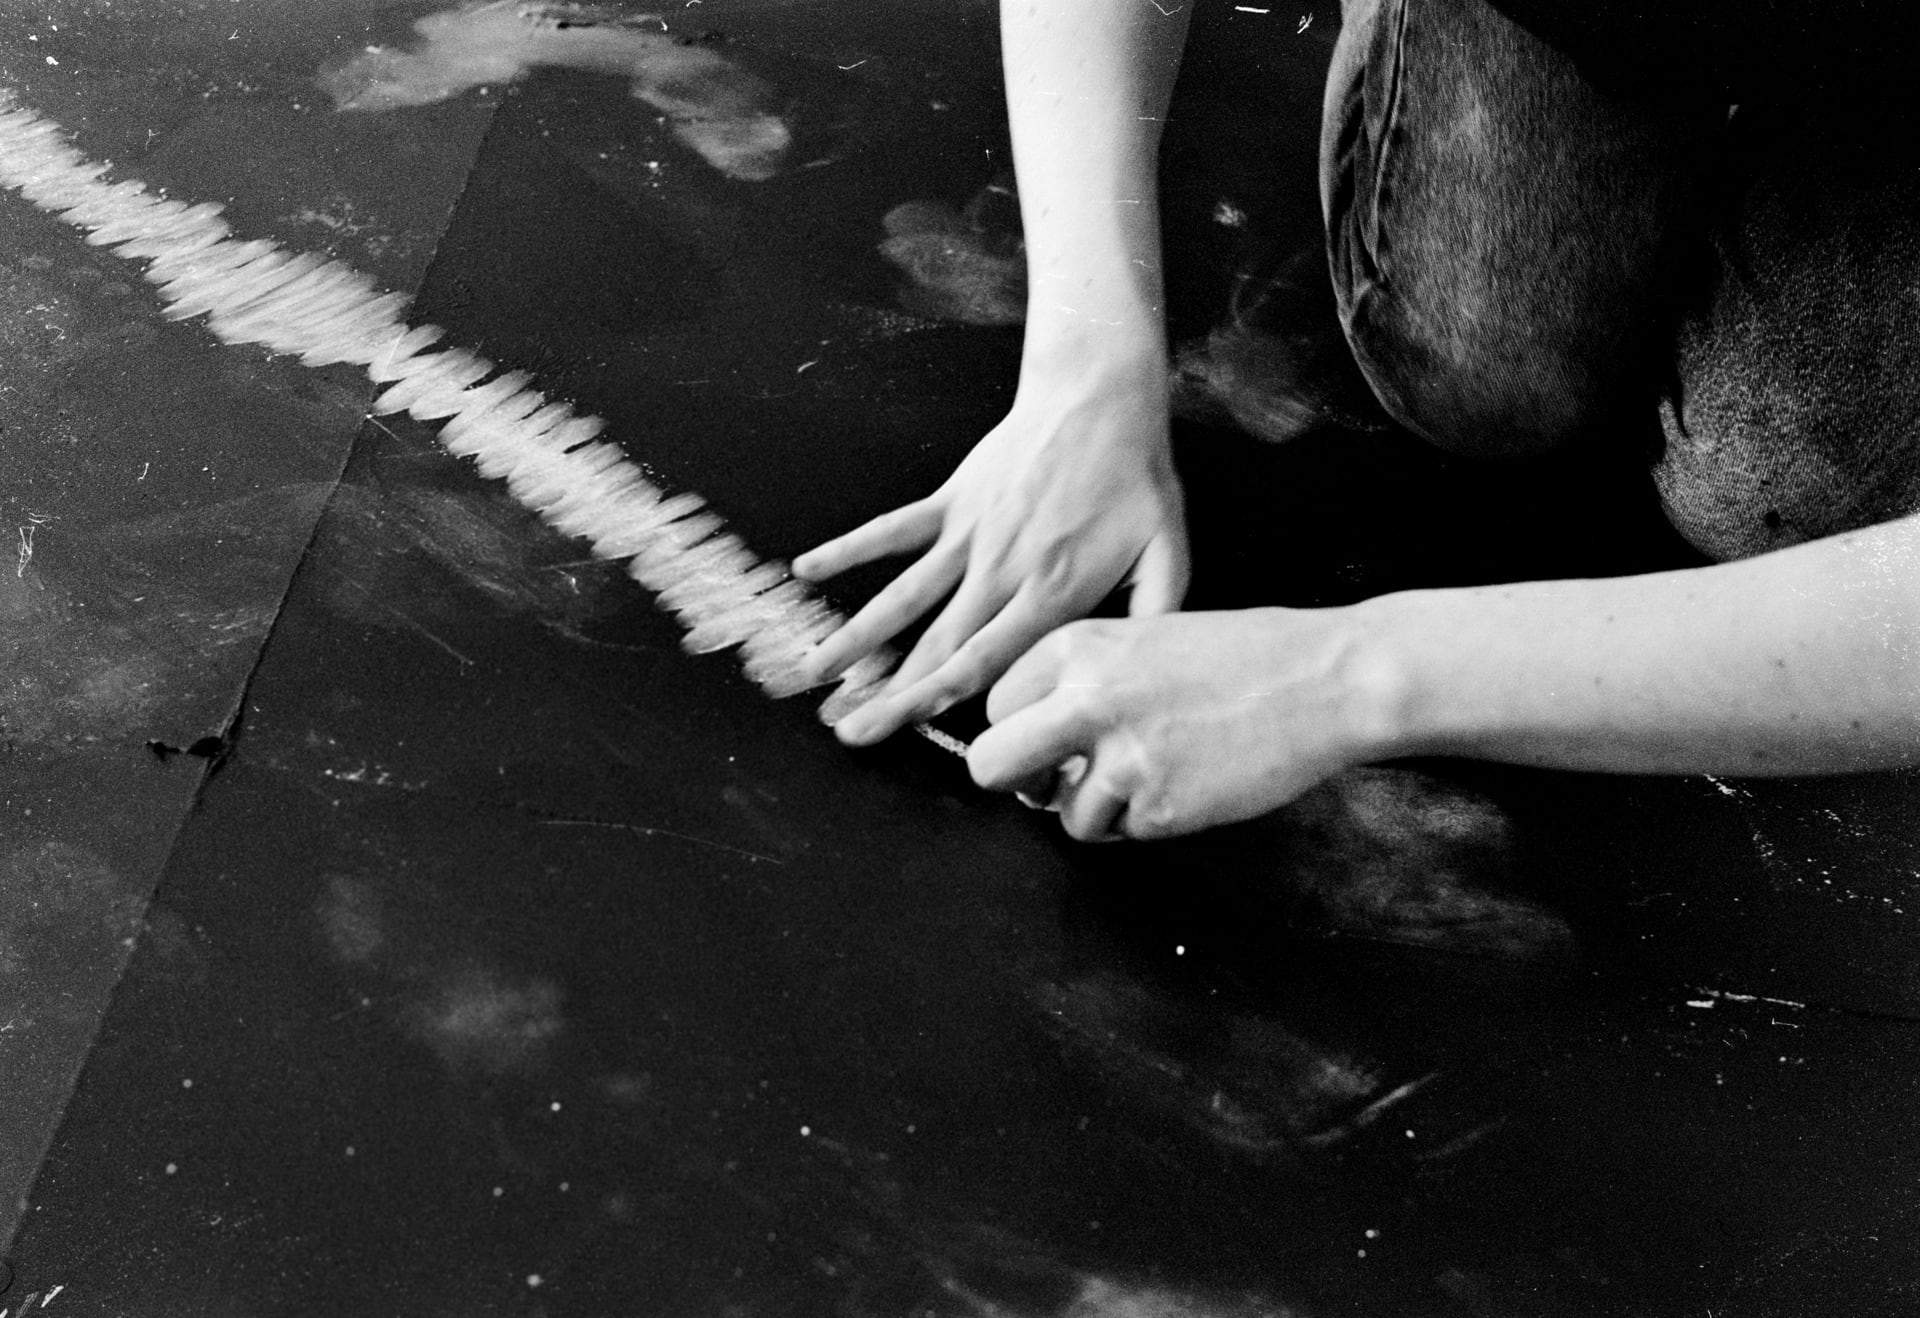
1320;0;1920;560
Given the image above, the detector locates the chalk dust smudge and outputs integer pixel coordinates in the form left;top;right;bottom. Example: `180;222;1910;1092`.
314;479;627;637
0;568;249;749
314;873;567;1079
1170;248;1390;444
1279;767;1576;963
1030;972;1392;1162
941;1274;1306;1318
320;2;792;181
0;486;330;749
316;872;388;965
402;965;567;1075
135;903;214;993
878;173;1026;327
0;840;141;980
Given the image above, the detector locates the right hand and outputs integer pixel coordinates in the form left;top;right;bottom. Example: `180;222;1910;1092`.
792;347;1191;745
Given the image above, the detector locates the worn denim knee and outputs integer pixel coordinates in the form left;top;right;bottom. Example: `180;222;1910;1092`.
1320;0;1716;458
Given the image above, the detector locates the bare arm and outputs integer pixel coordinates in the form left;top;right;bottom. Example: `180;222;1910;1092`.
1002;0;1192;363
969;513;1920;841
795;0;1195;744
1377;513;1920;775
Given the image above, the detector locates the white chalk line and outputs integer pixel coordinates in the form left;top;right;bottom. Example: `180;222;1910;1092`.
0;89;951;747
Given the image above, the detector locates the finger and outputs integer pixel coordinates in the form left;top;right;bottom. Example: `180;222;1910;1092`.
984;625;1069;725
1127;528;1190;618
883;558;1017;694
1057;765;1130;843
792;498;944;582
967;693;1098;792
803;539;965;684
839;584;1058;746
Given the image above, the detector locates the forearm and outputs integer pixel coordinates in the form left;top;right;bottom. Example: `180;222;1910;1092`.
1000;0;1191;362
1356;514;1920;776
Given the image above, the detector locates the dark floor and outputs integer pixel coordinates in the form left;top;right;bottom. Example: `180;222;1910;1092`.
2;3;1919;1315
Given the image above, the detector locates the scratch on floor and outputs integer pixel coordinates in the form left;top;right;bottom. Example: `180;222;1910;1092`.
376;601;477;669
538;814;784;865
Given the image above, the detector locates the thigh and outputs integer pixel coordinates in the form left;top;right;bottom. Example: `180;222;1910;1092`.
1656;93;1920;560
1321;0;1721;458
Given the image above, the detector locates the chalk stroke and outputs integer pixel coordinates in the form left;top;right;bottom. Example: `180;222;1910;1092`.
320;1;792;181
0;89;901;732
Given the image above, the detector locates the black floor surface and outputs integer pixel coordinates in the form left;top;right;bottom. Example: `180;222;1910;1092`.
3;3;1919;1315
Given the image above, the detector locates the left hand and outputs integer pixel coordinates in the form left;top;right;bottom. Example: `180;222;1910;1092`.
966;607;1397;841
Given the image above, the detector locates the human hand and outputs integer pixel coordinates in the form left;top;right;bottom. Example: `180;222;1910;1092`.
793;352;1189;744
966;608;1399;841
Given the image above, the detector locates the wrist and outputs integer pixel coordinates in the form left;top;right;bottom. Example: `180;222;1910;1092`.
1018;320;1170;407
1326;595;1435;764
1020;252;1169;362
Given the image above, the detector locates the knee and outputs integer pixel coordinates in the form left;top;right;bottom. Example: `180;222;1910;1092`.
1316;0;1695;459
1335;273;1634;459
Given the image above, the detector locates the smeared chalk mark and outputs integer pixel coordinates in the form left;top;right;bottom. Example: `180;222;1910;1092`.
0;88;908;735
320;2;792;181
404;968;566;1074
947;1271;1302;1318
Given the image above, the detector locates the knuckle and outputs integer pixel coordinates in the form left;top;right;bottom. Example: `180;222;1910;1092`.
1030;626;1077;675
1055;683;1099;723
1031;541;1077;594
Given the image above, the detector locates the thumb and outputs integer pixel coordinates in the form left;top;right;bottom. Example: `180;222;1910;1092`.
1127;528;1190;617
